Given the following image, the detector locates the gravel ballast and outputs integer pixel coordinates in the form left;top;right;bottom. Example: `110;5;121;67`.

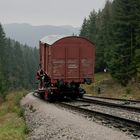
21;93;135;140
65;100;140;122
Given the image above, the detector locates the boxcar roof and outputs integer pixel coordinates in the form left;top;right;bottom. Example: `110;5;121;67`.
40;36;95;47
40;35;69;45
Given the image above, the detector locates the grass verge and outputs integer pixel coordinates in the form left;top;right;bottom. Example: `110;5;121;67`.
82;73;140;100
0;90;29;140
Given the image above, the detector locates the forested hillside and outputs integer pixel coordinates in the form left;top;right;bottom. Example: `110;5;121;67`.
0;23;39;98
80;0;140;86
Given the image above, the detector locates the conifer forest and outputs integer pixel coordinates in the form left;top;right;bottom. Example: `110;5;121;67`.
80;0;140;86
0;24;39;97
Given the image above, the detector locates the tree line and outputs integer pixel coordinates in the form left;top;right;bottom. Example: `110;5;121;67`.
79;0;140;86
0;23;39;97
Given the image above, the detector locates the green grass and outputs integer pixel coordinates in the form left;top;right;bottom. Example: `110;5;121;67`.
82;73;140;100
0;90;28;140
93;72;111;82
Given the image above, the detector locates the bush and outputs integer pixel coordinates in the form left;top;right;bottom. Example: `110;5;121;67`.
125;87;131;94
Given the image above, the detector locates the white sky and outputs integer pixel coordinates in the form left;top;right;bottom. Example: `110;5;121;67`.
0;0;106;27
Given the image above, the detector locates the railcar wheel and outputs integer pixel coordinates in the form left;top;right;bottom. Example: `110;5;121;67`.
79;94;83;98
39;92;45;99
78;88;85;98
44;88;54;101
71;95;77;100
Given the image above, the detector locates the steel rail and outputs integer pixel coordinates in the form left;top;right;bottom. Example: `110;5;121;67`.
79;98;140;113
85;95;140;103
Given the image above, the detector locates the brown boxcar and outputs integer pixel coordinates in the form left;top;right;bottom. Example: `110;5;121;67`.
37;36;96;100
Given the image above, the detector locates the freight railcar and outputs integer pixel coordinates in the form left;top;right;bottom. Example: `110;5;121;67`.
36;36;95;100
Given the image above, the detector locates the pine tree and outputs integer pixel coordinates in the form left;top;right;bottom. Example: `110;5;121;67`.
79;18;89;38
109;0;140;86
95;1;113;72
0;23;7;94
94;10;105;72
87;10;97;42
101;0;113;64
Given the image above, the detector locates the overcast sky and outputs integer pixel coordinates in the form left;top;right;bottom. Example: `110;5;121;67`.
0;0;106;27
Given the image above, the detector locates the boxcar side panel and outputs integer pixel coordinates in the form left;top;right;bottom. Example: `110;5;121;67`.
39;42;44;70
39;42;50;74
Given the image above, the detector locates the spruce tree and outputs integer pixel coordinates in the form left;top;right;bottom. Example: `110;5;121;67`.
95;1;113;72
0;23;7;94
79;18;89;38
109;0;140;86
87;10;97;42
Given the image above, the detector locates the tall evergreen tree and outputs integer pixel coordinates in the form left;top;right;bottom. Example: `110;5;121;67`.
0;23;7;94
95;1;113;72
87;10;97;42
109;0;140;86
79;18;89;38
101;0;113;64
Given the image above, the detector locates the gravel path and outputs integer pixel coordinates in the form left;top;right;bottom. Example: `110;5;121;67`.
21;93;135;140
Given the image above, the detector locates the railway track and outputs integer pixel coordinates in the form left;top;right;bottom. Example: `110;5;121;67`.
33;92;140;138
59;100;140;138
85;94;140;101
82;95;140;113
85;94;140;104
